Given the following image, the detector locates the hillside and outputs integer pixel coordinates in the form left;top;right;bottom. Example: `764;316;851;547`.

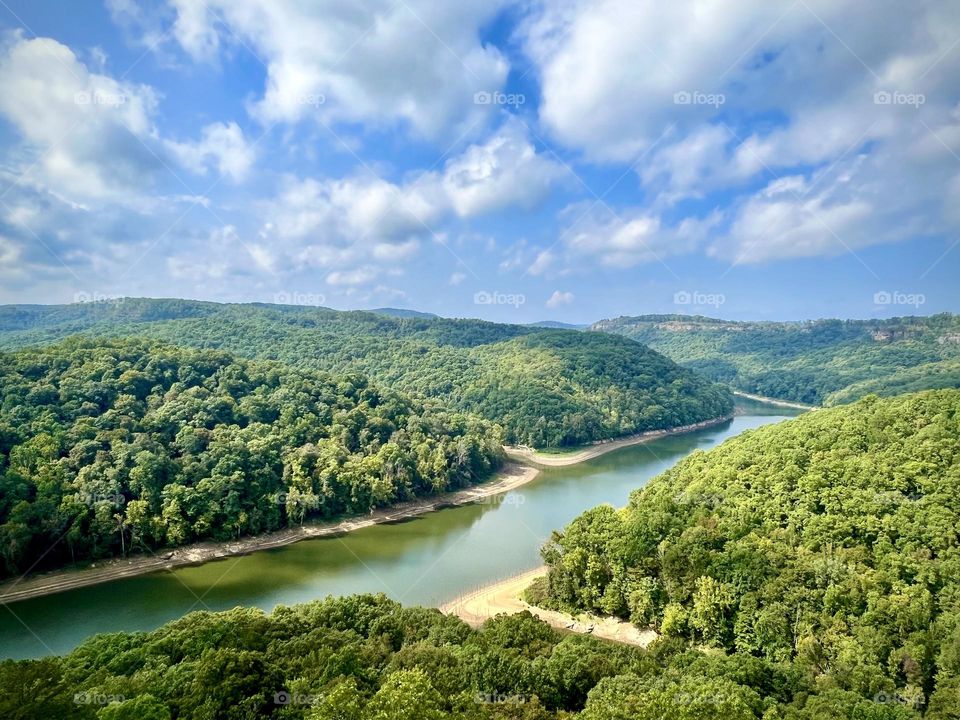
538;389;960;715
0;300;733;448
592;314;960;406
0;338;502;579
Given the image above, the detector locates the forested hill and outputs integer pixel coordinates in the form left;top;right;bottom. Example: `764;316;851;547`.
0;300;733;448
0;338;503;579
591;313;960;406
539;389;960;715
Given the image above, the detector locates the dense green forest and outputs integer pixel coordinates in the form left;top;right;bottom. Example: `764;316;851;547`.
592;314;960;406
537;389;960;716
1;591;938;719
0;338;502;578
0;301;733;447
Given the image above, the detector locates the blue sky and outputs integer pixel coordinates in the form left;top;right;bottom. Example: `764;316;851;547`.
0;0;958;323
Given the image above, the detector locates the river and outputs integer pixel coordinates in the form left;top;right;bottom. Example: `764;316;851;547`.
0;399;801;660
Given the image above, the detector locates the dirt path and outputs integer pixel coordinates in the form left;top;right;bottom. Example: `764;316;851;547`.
504;414;733;467
731;390;817;411
0;463;539;605
441;566;658;648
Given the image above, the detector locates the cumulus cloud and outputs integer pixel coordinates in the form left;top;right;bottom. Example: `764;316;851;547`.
521;0;960;263
164;0;512;140
546;290;574;308
167;121;255;183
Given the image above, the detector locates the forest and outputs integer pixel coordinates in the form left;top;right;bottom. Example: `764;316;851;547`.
592;314;960;406
0;338;503;578
536;389;960;716
0;300;734;448
0;590;938;720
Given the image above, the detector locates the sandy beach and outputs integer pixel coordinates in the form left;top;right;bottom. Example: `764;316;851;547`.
441;566;658;647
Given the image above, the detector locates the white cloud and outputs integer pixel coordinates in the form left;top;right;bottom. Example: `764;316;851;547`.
0;34;255;206
165;0;511;140
167;121;255;183
327;267;379;286
448;271;467;286
442;120;567;217
546;290;574;308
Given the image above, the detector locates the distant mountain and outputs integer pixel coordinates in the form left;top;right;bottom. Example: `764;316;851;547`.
592;313;960;406
0;299;732;448
529;320;589;330
370;307;439;319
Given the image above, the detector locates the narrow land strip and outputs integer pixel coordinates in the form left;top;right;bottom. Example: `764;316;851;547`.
441;566;658;648
731;390;817;411
504;414;733;467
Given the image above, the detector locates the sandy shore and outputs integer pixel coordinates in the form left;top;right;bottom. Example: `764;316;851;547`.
441;566;658;648
0;463;538;605
504;414;733;467
732;390;817;411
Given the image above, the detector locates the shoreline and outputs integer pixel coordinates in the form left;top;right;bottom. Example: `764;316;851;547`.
440;566;658;648
0;463;539;605
731;390;817;411
504;414;733;467
0;412;735;605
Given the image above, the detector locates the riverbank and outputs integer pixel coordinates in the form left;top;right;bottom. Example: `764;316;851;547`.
0;412;736;605
0;463;539;605
504;414;733;467
732;390;817;411
441;566;658;648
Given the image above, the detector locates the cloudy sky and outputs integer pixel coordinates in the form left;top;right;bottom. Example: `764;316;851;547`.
0;0;958;322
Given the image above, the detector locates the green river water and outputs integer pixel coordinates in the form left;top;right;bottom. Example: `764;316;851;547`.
0;399;801;660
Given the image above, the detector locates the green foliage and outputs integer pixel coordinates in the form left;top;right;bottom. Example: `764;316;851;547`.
542;389;960;714
0;337;503;577
0;300;733;448
0;593;878;719
593;314;960;406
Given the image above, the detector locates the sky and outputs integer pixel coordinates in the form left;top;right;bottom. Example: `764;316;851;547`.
0;0;958;323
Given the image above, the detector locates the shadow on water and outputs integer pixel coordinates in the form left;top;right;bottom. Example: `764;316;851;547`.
0;404;802;659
